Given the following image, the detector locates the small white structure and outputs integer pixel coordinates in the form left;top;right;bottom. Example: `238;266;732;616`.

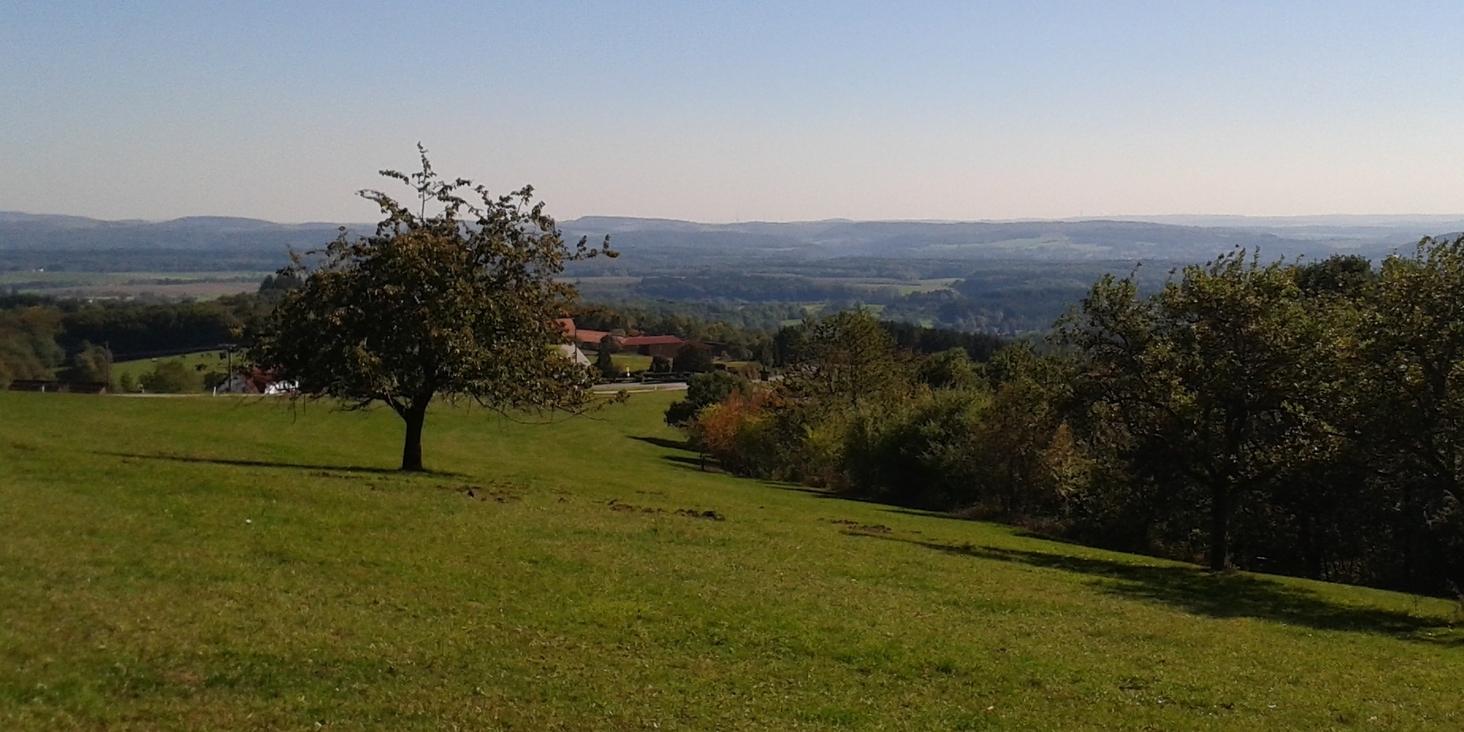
557;343;591;366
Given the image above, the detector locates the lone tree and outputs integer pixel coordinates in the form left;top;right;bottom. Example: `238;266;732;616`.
251;146;613;471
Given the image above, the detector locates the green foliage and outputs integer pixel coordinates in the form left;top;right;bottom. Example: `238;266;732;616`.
665;371;749;427
693;243;1464;593
595;347;618;379
140;360;199;393
1295;254;1375;297
1061;251;1325;570
915;347;980;390
61;342;112;384
672;342;714;373
251;147;612;471
650;355;672;373
0;306;63;385
840;390;988;506
60;300;244;355
1350;236;1464;587
782;310;910;412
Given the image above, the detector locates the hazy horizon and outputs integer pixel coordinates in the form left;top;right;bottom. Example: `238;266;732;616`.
9;209;1464;229
5;2;1464;223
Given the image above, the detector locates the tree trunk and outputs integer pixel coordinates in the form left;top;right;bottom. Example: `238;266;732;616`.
1209;481;1231;571
400;403;427;472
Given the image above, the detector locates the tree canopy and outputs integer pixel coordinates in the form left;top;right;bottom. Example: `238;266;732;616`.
251;146;613;470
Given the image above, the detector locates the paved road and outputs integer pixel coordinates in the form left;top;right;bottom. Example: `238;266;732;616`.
591;381;688;393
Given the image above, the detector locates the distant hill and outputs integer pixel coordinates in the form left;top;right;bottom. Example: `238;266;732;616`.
560;215;1441;263
2;210;1454;272
0;212;352;252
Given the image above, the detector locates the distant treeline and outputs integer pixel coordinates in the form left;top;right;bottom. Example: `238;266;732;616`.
0;278;303;388
571;300;1006;365
582;260;1177;334
0;276;996;390
671;238;1464;596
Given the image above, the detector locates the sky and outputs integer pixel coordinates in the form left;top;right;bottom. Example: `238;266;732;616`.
3;1;1463;223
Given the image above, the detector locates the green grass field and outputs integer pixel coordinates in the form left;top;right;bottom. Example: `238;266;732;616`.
0;271;269;300
609;352;653;373
1;391;1461;729
111;350;233;386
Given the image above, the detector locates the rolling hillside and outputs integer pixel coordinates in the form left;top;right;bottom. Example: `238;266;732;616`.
0;391;1459;729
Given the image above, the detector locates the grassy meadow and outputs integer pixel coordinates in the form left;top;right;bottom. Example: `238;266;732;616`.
0;391;1461;729
111;350;233;386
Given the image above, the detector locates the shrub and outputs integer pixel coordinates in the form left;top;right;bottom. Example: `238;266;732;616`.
841;390;988;507
596;348;617;379
916;347;980;390
673;342;715;373
665;371;749;426
140;360;199;393
692;390;786;477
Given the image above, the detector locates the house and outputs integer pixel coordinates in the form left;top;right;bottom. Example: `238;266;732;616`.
573;328;613;350
556;343;590;366
556;318;618;350
213;368;294;395
552;319;594;365
619;334;686;359
557;318;685;359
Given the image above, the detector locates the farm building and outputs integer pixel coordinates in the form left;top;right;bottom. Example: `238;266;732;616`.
617;335;686;359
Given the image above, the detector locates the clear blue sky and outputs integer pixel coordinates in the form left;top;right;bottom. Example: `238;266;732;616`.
3;1;1462;222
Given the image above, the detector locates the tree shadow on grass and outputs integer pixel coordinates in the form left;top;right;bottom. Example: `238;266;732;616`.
629;434;723;474
96;451;464;478
660;454;711;471
853;532;1462;646
629;434;695;451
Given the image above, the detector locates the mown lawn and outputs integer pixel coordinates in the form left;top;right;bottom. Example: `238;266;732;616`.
0;391;1460;729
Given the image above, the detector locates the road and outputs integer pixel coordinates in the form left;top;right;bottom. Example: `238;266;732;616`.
590;381;688;393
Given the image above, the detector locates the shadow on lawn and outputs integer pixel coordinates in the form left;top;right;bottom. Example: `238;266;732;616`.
631;434;721;474
854;532;1461;645
629;434;695;451
97;451;462;477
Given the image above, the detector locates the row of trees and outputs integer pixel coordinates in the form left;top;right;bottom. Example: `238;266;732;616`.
0;301;120;388
673;239;1464;595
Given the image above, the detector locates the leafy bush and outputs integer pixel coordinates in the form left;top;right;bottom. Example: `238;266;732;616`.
673;342;715;373
665;371;749;426
140;360;199;393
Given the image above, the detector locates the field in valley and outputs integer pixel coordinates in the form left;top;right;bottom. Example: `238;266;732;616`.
0;271;268;300
0;391;1460;729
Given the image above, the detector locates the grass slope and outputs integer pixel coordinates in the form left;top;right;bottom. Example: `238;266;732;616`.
0;392;1460;730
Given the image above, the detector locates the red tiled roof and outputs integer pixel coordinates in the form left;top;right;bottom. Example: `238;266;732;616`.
620;335;685;347
575;329;612;345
